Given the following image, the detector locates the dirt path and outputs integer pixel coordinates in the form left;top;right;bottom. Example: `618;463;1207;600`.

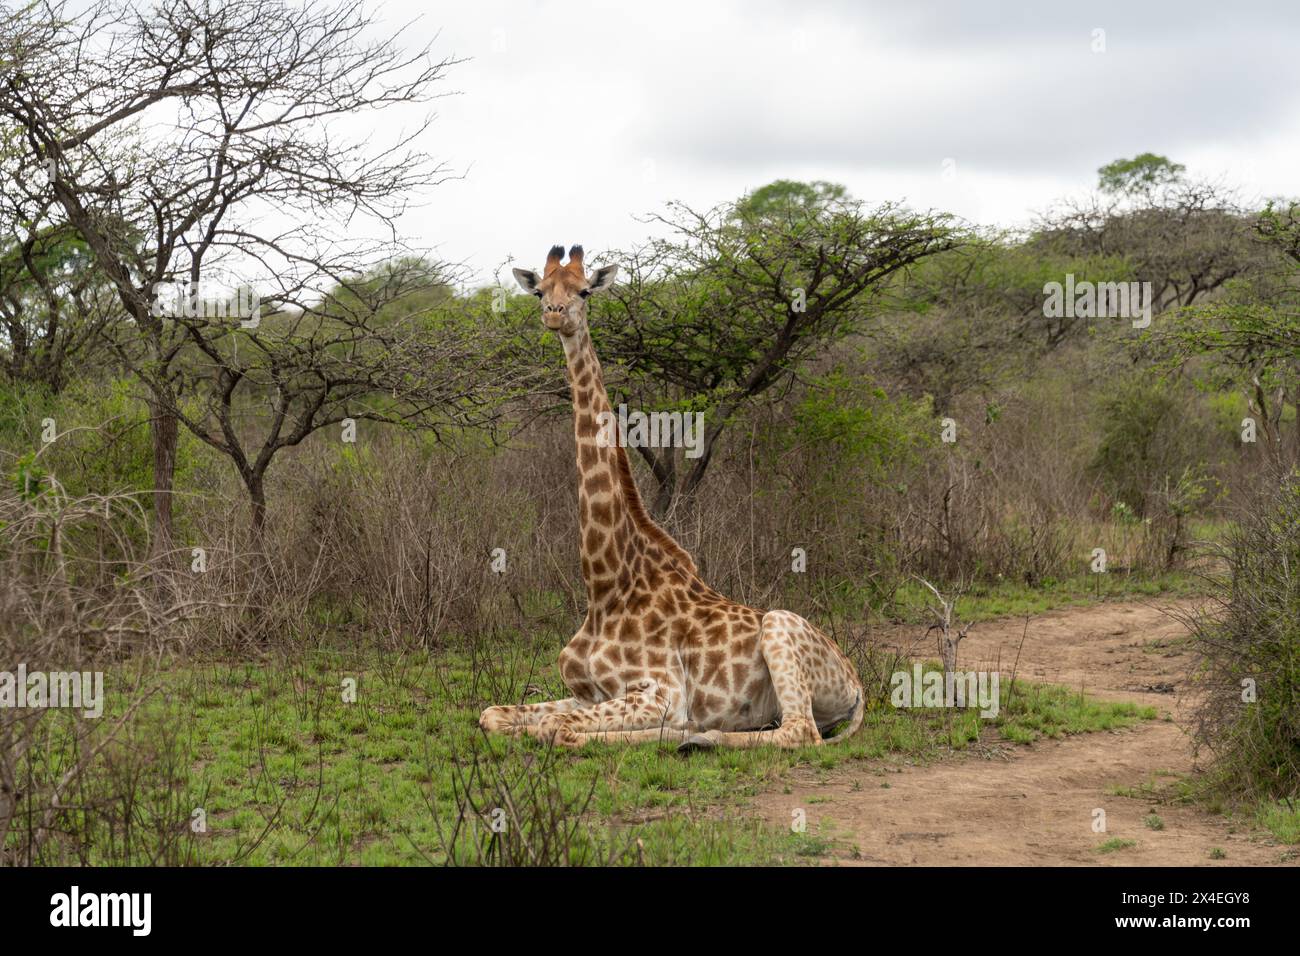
751;599;1297;866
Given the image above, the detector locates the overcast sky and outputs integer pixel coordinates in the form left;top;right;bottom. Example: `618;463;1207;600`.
363;0;1300;286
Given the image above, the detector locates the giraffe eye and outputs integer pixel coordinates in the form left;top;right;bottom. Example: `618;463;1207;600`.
533;290;543;298
578;289;591;298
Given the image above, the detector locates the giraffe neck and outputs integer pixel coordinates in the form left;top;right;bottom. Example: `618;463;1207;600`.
561;327;698;606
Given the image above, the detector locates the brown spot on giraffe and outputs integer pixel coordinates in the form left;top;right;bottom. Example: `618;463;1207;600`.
478;246;864;750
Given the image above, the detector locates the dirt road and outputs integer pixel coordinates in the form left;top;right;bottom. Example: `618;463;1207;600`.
752;599;1296;866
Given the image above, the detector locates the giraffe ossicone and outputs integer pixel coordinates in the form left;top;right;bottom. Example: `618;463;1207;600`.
479;244;865;750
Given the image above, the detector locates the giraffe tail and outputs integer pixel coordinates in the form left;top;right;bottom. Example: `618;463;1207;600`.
821;689;864;744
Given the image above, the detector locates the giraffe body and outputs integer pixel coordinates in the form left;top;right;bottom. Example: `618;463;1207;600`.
478;246;864;750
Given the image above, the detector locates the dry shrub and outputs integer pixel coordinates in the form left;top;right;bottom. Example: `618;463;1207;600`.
0;484;169;863
1187;470;1300;801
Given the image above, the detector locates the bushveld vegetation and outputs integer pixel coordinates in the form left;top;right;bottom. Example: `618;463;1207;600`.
0;1;1297;865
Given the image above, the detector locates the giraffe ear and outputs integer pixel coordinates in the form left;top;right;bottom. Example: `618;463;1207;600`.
586;265;618;295
512;268;541;294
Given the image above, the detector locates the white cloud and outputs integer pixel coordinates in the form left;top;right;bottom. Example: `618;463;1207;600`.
350;0;1300;284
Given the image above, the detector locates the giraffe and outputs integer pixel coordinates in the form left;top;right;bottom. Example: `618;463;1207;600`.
478;245;864;750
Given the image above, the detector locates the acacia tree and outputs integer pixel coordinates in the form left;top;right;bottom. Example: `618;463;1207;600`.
166;259;509;537
0;56;121;391
593;187;960;517
0;209;121;391
0;0;463;554
1164;199;1300;471
1097;153;1187;198
1035;154;1258;324
868;230;1136;412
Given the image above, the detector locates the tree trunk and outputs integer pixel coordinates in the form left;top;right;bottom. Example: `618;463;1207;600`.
650;455;676;520
635;446;677;521
1292;379;1300;470
941;636;959;688
248;472;268;543
245;472;271;634
148;392;178;562
679;410;731;507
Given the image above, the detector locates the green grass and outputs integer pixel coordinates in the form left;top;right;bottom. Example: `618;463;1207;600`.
1255;799;1300;844
995;680;1157;745
1108;781;1159;799
1097;838;1137;854
11;645;1157;866
885;571;1204;624
1123;762;1300;848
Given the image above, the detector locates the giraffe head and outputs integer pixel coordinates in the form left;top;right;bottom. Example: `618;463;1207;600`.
512;245;617;336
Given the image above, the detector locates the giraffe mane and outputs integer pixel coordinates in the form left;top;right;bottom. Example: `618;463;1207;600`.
610;441;699;577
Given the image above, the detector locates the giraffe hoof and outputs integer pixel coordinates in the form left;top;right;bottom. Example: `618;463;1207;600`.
677;730;722;753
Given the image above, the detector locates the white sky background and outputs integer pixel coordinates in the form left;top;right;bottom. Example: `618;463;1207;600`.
356;0;1300;287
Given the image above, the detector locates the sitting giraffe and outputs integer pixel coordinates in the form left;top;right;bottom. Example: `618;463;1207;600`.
478;245;864;750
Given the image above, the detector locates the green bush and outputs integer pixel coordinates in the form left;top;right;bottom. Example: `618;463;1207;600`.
1;376;212;552
1089;375;1208;518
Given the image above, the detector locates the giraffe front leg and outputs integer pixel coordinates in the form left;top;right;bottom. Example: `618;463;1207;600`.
479;697;583;736
528;680;685;748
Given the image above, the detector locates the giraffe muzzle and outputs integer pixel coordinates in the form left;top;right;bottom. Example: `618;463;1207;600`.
543;306;574;333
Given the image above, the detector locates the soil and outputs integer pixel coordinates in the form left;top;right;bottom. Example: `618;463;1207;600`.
749;599;1298;866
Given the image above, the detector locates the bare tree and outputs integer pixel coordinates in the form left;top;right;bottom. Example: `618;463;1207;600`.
915;575;974;693
166;259;511;537
0;0;462;555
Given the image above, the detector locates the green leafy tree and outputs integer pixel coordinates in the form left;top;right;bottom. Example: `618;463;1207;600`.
0;219;120;391
734;179;848;219
1163;199;1300;470
872;231;1132;405
594;182;960;516
1097;153;1187;197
